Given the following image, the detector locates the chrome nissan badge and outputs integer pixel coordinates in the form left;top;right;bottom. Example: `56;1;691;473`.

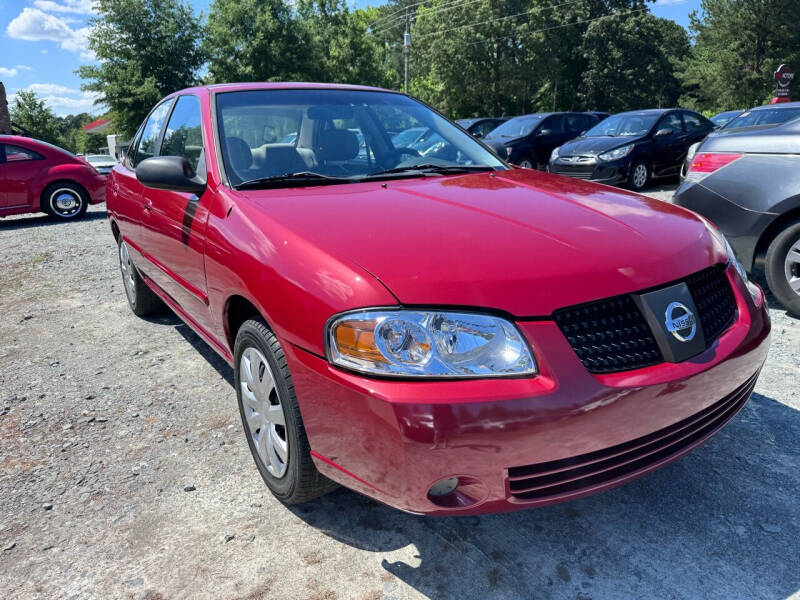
664;302;697;342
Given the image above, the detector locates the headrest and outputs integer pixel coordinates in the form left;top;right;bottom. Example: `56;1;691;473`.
226;136;252;171
317;129;359;162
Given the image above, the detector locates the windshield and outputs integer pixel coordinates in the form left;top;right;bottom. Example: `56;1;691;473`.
584;113;659;137
85;154;114;164
721;107;800;130
215;89;505;186
487;115;544;138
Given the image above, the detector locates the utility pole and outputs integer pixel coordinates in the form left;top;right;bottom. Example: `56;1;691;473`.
403;10;410;94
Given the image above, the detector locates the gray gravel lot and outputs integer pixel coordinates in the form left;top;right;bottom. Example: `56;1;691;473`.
1;184;799;600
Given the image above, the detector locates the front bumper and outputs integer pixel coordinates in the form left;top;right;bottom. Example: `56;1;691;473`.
548;156;629;184
286;268;770;515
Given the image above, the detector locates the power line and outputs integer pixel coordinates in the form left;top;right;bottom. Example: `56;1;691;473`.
413;0;589;41
370;0;486;36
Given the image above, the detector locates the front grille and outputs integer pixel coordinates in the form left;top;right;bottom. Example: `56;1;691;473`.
550;165;595;179
507;371;758;502
553;295;663;373
553;265;737;374
685;265;737;342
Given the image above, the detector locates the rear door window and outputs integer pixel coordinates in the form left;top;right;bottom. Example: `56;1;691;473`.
682;112;709;133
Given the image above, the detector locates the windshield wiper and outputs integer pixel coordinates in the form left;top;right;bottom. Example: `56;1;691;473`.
234;171;351;190
362;164;497;179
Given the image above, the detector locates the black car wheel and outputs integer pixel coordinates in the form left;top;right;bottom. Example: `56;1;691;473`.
118;238;164;316
517;156;535;169
765;219;800;314
627;161;649;191
42;182;88;220
234;318;336;504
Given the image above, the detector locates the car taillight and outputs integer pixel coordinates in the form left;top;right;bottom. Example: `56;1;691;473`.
685;152;742;181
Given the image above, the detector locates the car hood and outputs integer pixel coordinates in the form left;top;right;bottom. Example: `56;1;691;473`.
243;169;724;316
558;136;643;157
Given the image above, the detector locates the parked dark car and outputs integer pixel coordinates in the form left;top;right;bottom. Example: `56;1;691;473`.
587;111;610;122
483;112;601;169
549;109;713;191
682;102;800;178
710;110;744;129
456;117;507;139
675;116;800;314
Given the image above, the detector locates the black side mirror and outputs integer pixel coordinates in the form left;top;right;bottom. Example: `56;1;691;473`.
537;129;553;137
136;156;206;194
654;128;674;138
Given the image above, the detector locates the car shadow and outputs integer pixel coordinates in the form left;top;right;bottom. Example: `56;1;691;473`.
0;209;107;230
284;392;799;599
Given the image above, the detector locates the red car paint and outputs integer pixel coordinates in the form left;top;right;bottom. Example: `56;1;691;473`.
0;135;106;218
107;83;770;515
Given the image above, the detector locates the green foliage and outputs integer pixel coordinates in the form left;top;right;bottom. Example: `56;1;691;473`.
11;91;106;153
78;0;205;137
678;0;800;111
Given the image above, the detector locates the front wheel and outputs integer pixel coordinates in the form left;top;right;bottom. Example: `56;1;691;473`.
43;182;88;220
627;161;649;191
517;156;534;169
118;238;163;316
765;219;800;314
234;319;335;504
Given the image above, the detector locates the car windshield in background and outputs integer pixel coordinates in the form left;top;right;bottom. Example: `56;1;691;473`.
487;115;544;138
584;113;659;137
721;107;800;130
215;89;505;187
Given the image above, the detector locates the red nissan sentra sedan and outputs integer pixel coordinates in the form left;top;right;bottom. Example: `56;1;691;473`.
106;83;770;515
0;135;107;220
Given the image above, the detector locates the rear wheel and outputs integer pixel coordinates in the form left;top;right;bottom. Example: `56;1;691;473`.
42;182;88;220
627;161;649;191
517;156;534;169
234;319;335;504
118;238;163;316
765;220;800;314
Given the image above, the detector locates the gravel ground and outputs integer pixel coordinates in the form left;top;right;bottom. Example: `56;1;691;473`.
1;184;799;600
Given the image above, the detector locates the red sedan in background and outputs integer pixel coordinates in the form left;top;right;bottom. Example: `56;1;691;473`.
0;135;107;220
107;83;770;515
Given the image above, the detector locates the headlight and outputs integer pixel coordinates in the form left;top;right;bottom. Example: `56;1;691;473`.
327;310;537;378
598;144;633;161
550;146;560;160
719;230;761;304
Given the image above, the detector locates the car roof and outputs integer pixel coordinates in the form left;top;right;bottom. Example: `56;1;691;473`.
173;82;395;97
610;108;675;117
747;101;800;111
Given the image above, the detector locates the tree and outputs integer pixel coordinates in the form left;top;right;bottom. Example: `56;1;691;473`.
204;0;309;82
679;0;800;111
10;91;62;144
78;0;205;137
579;14;689;112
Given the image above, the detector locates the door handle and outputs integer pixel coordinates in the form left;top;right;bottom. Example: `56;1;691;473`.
112;182;120;194
143;198;153;212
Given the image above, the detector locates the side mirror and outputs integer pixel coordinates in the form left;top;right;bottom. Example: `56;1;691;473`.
136;156;206;194
473;131;483;138
537;129;553;137
654;128;674;138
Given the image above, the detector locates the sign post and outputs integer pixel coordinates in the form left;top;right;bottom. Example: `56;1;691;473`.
771;64;793;104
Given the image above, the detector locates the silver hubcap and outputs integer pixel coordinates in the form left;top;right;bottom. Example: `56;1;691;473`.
118;242;136;304
785;237;800;296
240;347;289;478
50;188;82;217
632;164;647;188
519;159;533;169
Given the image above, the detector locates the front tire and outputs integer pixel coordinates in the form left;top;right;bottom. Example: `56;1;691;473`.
42;182;88;220
627;161;649;191
234;319;335;504
118;238;163;316
765;219;800;314
517;156;534;169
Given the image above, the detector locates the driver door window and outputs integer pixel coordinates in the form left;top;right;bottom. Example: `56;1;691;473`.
161;95;205;176
657;113;684;135
133;99;175;167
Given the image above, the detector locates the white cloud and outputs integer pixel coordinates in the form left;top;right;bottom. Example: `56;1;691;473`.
15;65;34;71
6;7;94;60
32;0;96;14
655;0;687;5
0;67;19;77
10;84;103;116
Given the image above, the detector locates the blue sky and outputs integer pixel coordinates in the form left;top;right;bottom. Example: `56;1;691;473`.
0;0;700;116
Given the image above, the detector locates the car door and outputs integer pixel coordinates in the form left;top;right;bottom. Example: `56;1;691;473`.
112;99;174;262
681;111;714;147
652;112;687;176
138;94;212;329
0;143;46;208
533;115;568;167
